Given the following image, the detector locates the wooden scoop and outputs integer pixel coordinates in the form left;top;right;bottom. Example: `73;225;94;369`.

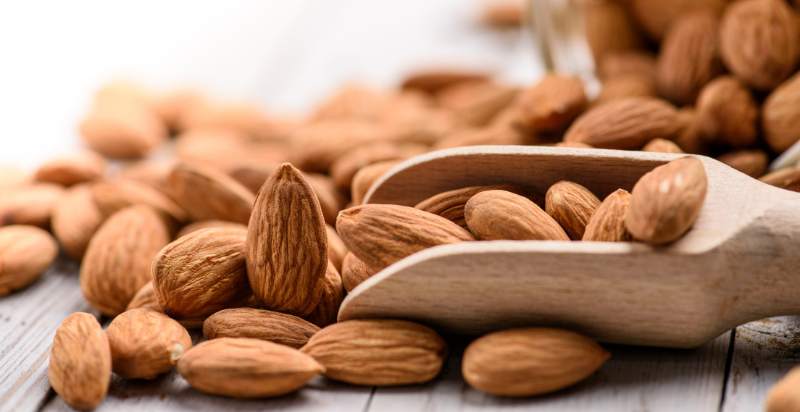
337;146;800;348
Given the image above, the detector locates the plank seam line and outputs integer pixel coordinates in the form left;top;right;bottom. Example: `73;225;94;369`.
718;328;737;412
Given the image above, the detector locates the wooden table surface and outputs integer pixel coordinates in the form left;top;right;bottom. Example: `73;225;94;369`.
1;1;799;411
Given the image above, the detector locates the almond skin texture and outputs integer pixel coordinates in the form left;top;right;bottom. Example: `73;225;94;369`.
514;75;587;134
306;173;347;225
696;76;759;148
350;160;400;205
766;366;800;412
126;281;161;312
718;150;769;178
656;10;721;105
301;319;446;386
176;220;246;239
583;0;643;62
34;151;107;187
203;308;320;348
168;162;255;224
153;227;250;320
0;183;64;227
642;139;683;154
51;185;103;259
178;337;324;398
0;225;58;295
462;327;609;397
465;190;569;241
48;313;111;411
246;163;328;316
304;262;345;327
91;178;187;222
106;308;191;379
326;225;347;272
341;252;376;292
80;205;170;316
763;73;800;152
719;0;800;91
583;189;632;242
415;185;516;229
626;157;708;244
545;181;601;240
336;204;474;271
564;97;680;149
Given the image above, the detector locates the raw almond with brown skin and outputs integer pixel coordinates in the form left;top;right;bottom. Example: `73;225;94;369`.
51;185;103;259
329;142;424;190
341;252;376;292
177;337;324;398
127;281;161;312
766;366;800;412
545;181;601;240
304;262;345;327
564;97;680;149
626;157;708;244
350;160;400;205
34;151;107;187
336;204;474;271
106;308;192;379
0;225;58;295
719;0;800;91
583;189;632;242
594;75;657;105
326;225;347;271
289;120;385;173
91;178;187;222
696;76;759;148
203;308;320;348
176;220;246;239
179;100;277;140
400;68;489;95
247;163;328;316
583;0;643;62
168;162;255;224
226;162;280;193
434;125;524;149
152;89;205;132
630;0;726;41
437;81;518;127
0;183;64;227
763;73;800;152
462;327;610;397
514;75;587;134
465;190;569;241
79;101;167;159
153;227;250;320
80;205;170;316
642;139;683;154
480;0;524;29
301;319;446;386
674;108;709;154
760;166;800;192
598;51;656;82
415;185;516;229
306;173;346;225
119;160;175;195
48;313;111;411
718;150;769;178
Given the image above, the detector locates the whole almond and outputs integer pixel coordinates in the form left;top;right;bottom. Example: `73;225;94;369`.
153;227;250;320
48;312;111;411
79;101;167;159
329;142;424;190
514;75;587;134
630;0;726;41
760;166;800;192
326;225;347;271
203;308;320;348
119;160;175;195
80;205;170;316
106;308;191;379
301;319;446;386
0;183;64;227
341;252;376;292
168;162;255;224
564;97;680;149
642;138;683;154
595;75;657;105
246;163;328;316
304;262;345;327
51;185;103;259
626;157;708;244
766;366;800;412
401;68;489;94
306;173;347;225
582;189;632;242
583;0;643;62
176;220;246;239
437;81;518;127
763;73;800;152
435;125;525;149
598;51;656;82
0;225;58;295
350;160;400;205
718;150;769;178
415;185;516;229
719;0;800;90
177;337;324;398
696;76;759;148
126;281;161;312
545;181;601;240
462;327;609;397
289;120;385;173
674;108;709;154
465;190;569;241
336;204;474;271
34;151;107;187
91;178;187;222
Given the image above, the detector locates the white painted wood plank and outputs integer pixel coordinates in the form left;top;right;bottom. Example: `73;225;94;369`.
369;333;731;412
722;317;800;412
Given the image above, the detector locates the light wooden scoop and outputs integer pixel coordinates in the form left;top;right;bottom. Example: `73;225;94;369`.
337;146;800;348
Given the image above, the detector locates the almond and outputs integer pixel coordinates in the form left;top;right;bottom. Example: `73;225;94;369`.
760;166;800;192
718;150;769;178
177;337;323;398
336;204;474;270
91;178;187;222
514;75;587;134
175;130;288;171
118;160;175;195
626;157;708;244
153;227;250;320
656;10;721;105
674;108;709;154
545;181;601;240
696;76;759;148
176;220;246;239
465;190;569;241
227;162;280;193
766;366;800;412
341;252;376;292
564;97;680;149
51;185;103;259
0;183;64;227
401;68;489;94
106;308;191;379
301;319;446;386
152;89;205;132
598;51;656;82
289;120;385;173
0;225;58;295
329;142;424;190
304;262;345;327
179;100;277;140
306;173;347;225
79;101;167;159
583;0;643;62
203;308;320;348
80;205;170;316
167;162;255;224
630;0;726;41
126;281;161;312
642;138;683;154
437;81;518;127
48;313;111;411
595;75;657;105
462;327;609;397
763;73;800;152
312;84;398;122
434;125;524;149
326;225;347;271
246;163;328;316
350;160;400;205
34;151;107;187
415;185;516;229
719;0;800;90
480;0;524;29
582;189;632;242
